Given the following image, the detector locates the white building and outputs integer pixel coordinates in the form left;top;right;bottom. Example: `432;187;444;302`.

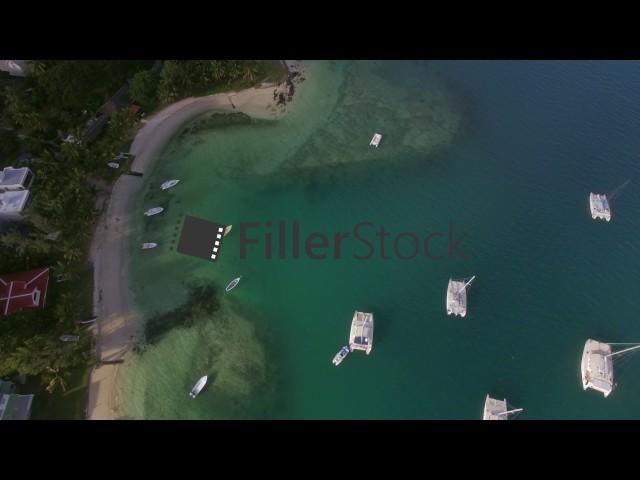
0;167;35;217
0;60;28;77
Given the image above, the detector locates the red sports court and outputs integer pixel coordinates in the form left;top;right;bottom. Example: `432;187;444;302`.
0;267;50;316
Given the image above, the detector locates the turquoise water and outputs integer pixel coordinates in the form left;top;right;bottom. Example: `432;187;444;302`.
121;61;640;419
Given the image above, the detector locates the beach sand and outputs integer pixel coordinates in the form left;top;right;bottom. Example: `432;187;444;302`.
86;61;305;420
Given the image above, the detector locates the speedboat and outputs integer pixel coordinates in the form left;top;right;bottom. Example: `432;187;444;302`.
141;243;158;250
161;179;180;190
144;207;164;216
332;346;351;366
189;376;208;398
225;276;241;292
369;133;382;148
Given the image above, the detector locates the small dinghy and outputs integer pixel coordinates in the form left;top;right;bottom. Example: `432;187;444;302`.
161;179;180;191
224;225;232;237
189;375;208;398
141;243;158;250
369;133;382;148
332;346;351;366
144;207;164;217
225;276;241;292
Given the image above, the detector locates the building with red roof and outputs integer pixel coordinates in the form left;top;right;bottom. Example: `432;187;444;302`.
0;267;50;316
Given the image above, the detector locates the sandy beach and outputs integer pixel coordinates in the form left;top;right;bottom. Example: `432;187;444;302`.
86;61;305;420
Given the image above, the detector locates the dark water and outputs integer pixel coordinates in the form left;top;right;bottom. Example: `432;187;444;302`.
122;61;640;419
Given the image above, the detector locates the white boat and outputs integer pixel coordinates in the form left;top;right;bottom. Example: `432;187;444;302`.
349;311;374;355
446;275;475;317
224;225;232;237
59;335;80;342
141;242;158;250
369;133;382;148
107;162;120;169
225;276;241;292
144;207;164;217
589;193;611;221
332;346;351;366
161;179;180;191
189;375;208;398
482;395;523;420
581;339;640;397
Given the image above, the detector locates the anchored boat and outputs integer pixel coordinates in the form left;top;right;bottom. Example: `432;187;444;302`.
589;193;611;222
225;276;241;292
161;179;180;191
141;242;158;250
482;395;523;420
144;207;164;217
581;339;640;397
189;376;208;398
446;275;475;317
224;225;232;237
349;311;374;355
369;133;382;148
332;346;351;366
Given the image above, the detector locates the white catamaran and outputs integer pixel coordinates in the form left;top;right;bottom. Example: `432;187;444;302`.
446;275;475;317
144;207;164;217
581;339;640;397
189;376;208;398
349;311;374;355
589;193;611;222
369;133;382;148
482;395;524;420
161;179;180;191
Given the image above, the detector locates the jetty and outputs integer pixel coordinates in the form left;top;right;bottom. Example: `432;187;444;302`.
446;276;475;317
482;395;523;420
589;193;611;222
581;339;640;397
349;311;374;354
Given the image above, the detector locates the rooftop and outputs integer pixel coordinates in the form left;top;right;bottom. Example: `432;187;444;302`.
0;167;32;190
0;190;30;215
0;267;50;316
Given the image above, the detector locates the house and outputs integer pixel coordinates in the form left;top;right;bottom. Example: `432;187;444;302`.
0;60;27;77
0;167;35;193
0;190;31;217
97;83;131;116
0;380;34;420
0;167;35;218
0;267;50;316
84;114;110;143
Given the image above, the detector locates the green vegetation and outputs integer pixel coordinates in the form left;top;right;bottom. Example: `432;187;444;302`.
0;60;282;419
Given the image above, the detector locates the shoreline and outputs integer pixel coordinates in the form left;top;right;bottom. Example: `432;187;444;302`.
86;61;307;420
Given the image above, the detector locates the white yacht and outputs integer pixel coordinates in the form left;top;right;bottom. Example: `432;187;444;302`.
141;243;158;250
332;346;351;366
349;311;374;354
225;276;241;292
589;193;611;221
369;133;382;148
581;339;640;397
161;179;180;191
189;376;208;398
446;276;475;317
144;207;164;216
482;395;523;420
